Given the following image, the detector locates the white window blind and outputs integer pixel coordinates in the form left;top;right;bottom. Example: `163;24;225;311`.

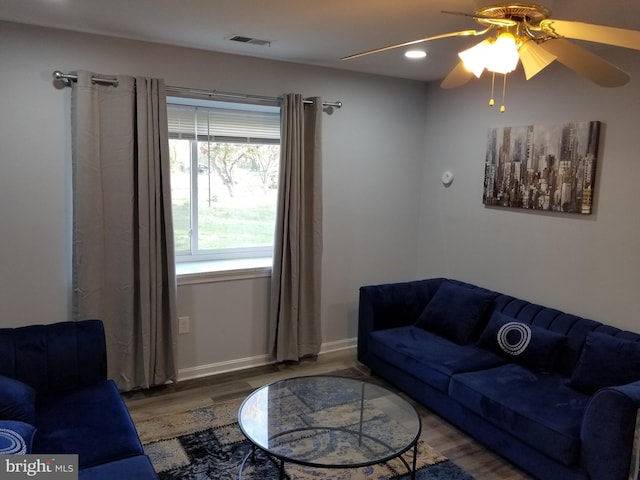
167;102;280;143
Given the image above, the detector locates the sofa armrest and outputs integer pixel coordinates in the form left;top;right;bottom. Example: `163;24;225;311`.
357;278;444;362
581;381;640;480
0;320;107;395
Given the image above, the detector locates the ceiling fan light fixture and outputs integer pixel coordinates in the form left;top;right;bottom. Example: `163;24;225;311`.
458;32;520;77
518;39;558;79
485;32;520;74
458;38;493;77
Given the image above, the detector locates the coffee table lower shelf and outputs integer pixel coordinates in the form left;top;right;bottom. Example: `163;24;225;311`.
239;428;418;480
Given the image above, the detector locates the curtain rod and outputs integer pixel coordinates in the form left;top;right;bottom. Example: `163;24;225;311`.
52;71;342;108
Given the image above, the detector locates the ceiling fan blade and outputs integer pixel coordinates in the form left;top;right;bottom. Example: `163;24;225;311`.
341;29;489;61
440;61;474;89
539;38;630;87
518;40;557;80
540;19;640;51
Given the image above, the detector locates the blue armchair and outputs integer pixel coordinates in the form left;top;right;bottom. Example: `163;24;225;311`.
0;320;157;479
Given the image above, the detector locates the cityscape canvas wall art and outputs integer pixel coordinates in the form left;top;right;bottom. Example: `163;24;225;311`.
483;121;601;214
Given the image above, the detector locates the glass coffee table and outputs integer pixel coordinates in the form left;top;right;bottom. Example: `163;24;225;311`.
237;375;421;479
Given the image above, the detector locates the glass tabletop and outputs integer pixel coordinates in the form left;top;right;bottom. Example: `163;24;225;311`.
238;375;421;468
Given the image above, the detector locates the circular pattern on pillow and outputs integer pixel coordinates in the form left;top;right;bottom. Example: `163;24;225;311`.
0;428;27;454
497;322;532;355
479;311;567;373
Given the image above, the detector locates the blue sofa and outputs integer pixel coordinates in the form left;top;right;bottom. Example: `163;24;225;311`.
358;278;640;480
0;320;158;479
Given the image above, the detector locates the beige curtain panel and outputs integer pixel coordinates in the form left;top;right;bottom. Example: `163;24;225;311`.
71;71;177;391
271;94;323;362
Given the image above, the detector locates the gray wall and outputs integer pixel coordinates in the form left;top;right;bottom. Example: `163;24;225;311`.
2;21;638;379
418;47;640;331
0;22;426;378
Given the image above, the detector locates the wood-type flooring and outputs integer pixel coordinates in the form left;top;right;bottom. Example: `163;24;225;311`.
124;350;532;480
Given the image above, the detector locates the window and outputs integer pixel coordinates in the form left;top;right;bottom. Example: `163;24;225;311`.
167;97;281;265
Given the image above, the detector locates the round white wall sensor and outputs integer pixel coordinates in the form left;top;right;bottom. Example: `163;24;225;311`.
441;170;454;186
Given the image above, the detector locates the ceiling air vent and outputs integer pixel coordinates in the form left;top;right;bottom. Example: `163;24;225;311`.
227;35;271;47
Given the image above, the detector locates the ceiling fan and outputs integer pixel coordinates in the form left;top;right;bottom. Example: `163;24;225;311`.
342;3;640;109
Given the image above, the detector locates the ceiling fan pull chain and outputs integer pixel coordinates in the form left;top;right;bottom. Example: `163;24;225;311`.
489;72;496;107
500;73;507;113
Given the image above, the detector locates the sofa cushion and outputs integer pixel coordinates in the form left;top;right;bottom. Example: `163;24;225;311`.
0;420;36;454
414;281;495;345
33;380;143;468
368;326;506;393
479;311;567;373
449;363;589;467
0;375;36;424
569;332;640;394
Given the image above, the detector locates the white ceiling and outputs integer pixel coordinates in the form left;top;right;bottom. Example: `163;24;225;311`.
2;0;640;82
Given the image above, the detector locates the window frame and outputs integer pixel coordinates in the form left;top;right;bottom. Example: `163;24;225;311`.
167;96;281;267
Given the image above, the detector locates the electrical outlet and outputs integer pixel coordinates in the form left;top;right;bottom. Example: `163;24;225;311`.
178;316;190;334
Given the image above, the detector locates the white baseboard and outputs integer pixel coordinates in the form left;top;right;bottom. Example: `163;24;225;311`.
318;337;357;355
177;337;357;382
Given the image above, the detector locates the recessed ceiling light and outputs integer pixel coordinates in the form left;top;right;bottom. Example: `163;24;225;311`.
405;50;427;59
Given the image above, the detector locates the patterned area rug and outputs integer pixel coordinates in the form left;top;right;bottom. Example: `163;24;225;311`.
136;382;475;480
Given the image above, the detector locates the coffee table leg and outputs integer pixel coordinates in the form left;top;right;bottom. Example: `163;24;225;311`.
411;441;418;480
358;382;365;446
238;446;255;480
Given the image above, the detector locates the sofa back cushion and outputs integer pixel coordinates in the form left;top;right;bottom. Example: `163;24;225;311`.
414;281;496;345
568;332;640;393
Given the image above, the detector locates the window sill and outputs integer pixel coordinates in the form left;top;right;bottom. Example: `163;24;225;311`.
176;258;272;285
